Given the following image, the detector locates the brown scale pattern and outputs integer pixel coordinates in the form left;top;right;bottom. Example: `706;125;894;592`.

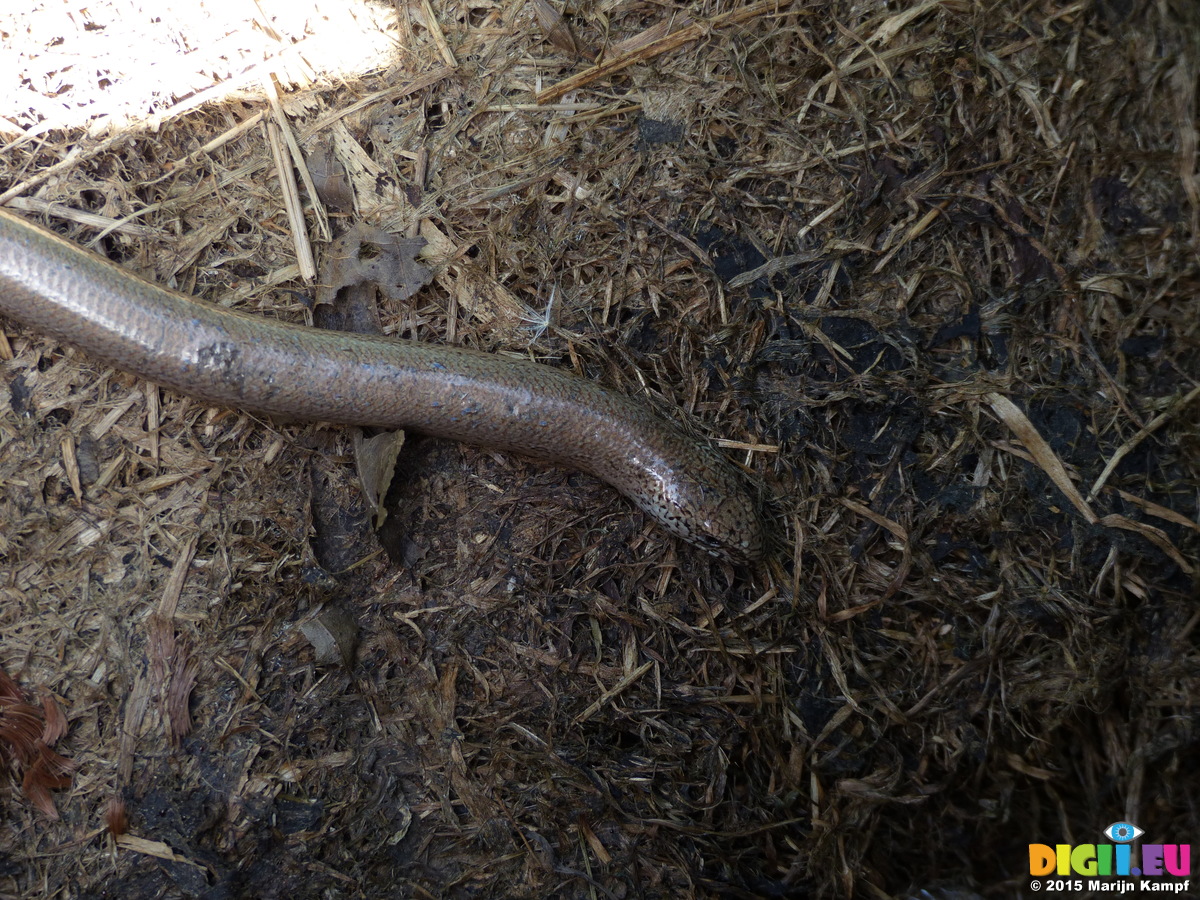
0;209;762;559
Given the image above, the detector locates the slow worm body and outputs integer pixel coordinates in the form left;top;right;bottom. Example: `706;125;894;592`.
0;208;762;560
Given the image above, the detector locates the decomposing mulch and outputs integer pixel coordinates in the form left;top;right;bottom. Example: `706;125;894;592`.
1;1;1197;898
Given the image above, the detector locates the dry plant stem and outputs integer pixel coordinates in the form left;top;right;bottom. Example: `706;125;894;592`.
265;75;329;251
1088;384;1200;500
987;392;1192;573
0;207;763;560
265;117;317;280
535;1;783;104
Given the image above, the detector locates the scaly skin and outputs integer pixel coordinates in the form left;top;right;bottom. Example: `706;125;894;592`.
0;208;763;560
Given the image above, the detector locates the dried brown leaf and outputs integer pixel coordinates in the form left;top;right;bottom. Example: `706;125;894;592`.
317;224;432;315
529;0;580;56
987;392;1094;522
300;604;361;668
354;429;406;528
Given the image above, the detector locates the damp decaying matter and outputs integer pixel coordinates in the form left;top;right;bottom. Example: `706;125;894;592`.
1;1;1198;898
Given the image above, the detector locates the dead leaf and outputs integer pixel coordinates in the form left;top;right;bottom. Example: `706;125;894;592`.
530;0;580;56
300;604;361;668
316;224;432;321
986;392;1094;522
354;429;407;528
307;139;355;211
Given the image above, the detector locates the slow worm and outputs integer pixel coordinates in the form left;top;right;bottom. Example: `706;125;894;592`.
0;208;763;560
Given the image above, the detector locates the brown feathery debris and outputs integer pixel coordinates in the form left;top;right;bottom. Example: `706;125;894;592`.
0;667;76;819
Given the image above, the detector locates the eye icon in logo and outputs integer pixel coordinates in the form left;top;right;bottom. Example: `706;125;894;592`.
1104;822;1144;842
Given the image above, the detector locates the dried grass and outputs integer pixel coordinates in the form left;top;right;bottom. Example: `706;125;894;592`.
1;0;1197;897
